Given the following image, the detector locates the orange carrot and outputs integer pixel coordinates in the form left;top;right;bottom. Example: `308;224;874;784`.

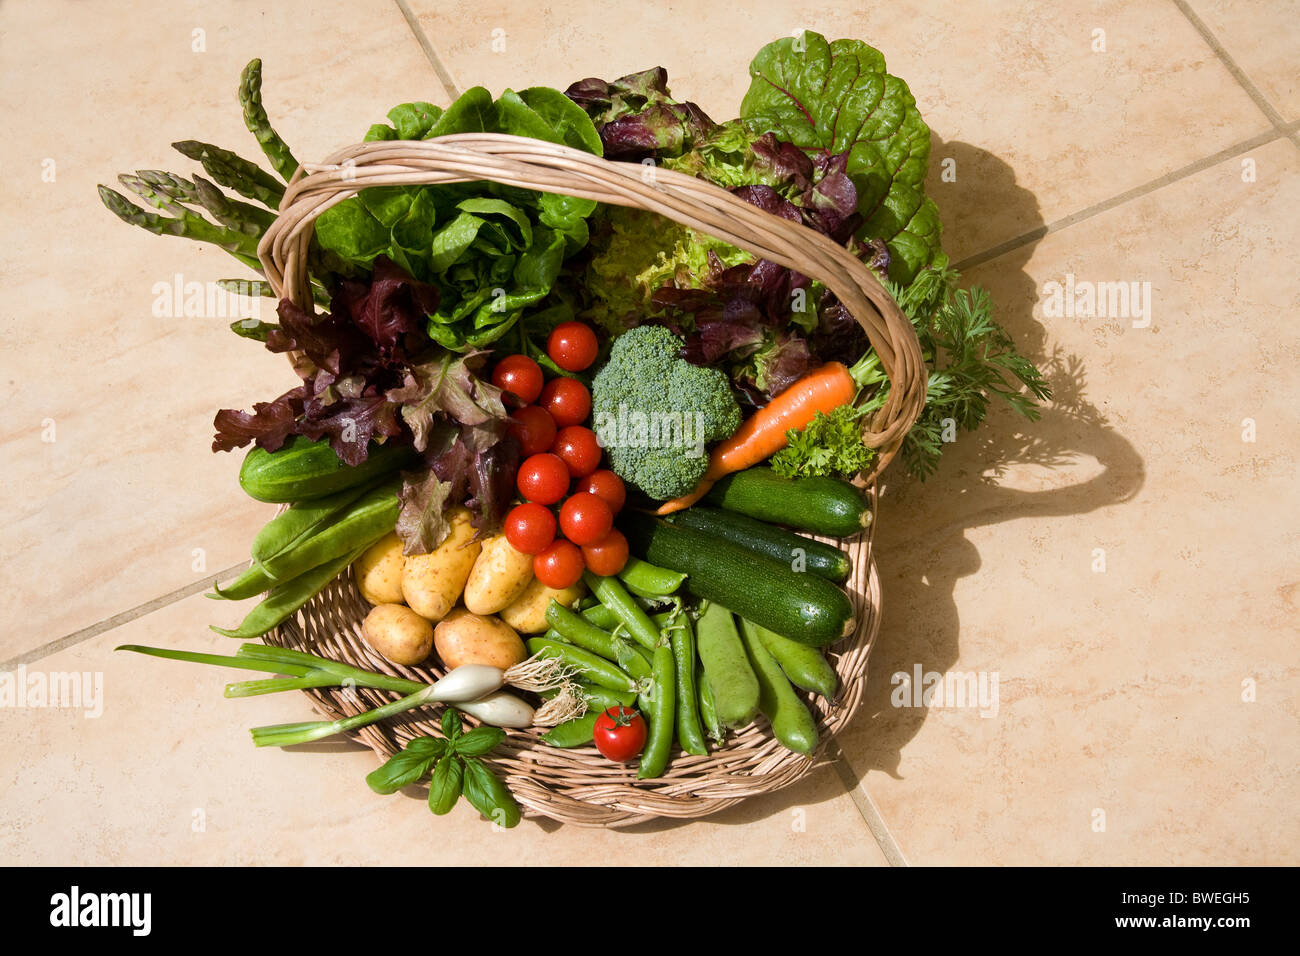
656;362;858;514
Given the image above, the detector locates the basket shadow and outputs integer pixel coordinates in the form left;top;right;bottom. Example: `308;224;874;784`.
833;134;1146;786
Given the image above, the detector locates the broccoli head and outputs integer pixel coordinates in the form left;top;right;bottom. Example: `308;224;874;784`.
592;325;742;500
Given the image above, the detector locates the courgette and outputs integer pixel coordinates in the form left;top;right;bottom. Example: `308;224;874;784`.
665;506;852;582
620;511;855;648
703;467;872;538
238;435;417;503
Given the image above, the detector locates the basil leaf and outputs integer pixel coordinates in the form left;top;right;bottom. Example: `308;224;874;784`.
365;745;440;795
441;708;463;741
461;758;521;828
404;737;448;758
453;727;505;757
428;755;464;815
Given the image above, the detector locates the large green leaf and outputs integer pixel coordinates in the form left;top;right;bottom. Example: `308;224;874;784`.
739;32;945;282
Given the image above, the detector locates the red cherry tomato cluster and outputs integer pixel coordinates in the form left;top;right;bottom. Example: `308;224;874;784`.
494;323;628;589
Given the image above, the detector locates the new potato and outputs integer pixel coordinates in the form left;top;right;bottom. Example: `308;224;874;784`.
362;604;433;665
463;534;534;615
354;532;405;605
402;507;480;622
434;609;527;670
499;578;587;634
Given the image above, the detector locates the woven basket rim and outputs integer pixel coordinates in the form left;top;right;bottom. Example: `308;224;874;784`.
254;133;919;825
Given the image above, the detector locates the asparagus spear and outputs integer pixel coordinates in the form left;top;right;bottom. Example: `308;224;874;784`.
239;58;299;182
192;173;277;236
172;139;284;209
98;184;262;271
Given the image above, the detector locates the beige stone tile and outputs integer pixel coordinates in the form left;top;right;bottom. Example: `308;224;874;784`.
0;593;889;864
0;1;444;658
838;138;1300;864
407;0;1274;262
1186;0;1300;119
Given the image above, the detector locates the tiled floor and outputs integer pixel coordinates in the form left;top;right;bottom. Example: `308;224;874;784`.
1;0;1296;864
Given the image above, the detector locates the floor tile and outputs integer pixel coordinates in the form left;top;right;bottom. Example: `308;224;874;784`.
406;0;1276;263
0;0;445;659
836;138;1300;864
0;593;889;864
1184;0;1300;120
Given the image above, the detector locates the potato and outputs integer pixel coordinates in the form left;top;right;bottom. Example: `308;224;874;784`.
463;534;534;615
353;532;405;606
434;609;527;670
498;577;587;634
401;507;481;622
362;604;433;666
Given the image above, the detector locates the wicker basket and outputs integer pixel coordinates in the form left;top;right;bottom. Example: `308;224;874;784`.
256;134;926;826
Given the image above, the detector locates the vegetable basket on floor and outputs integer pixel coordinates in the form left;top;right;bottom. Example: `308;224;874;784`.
259;135;926;826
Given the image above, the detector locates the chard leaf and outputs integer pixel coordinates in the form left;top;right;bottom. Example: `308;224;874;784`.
739;31;945;283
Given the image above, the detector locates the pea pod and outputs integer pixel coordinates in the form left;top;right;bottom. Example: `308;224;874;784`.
211;544;366;639
541;712;600;748
667;611;707;756
260;478;401;582
753;621;838;700
617;557;686;596
209;560;276;601
583;572;660;651
694;601;760;727
546;602;651;680
738;619;819;756
250;481;374;565
525;637;637;694
637;641;676;780
697;663;722;743
581;604;672;633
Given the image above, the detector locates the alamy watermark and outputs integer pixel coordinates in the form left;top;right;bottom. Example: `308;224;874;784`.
1040;273;1151;328
0;667;103;718
593;406;710;458
891;665;999;718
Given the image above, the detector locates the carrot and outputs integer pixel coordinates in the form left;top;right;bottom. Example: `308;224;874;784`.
655;362;858;515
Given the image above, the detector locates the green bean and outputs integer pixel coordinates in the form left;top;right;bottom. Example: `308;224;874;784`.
738;619;819;756
581;605;673;632
209;560;275;601
260;479;400;582
617;556;687;595
582;572;662;651
695;602;760;727
211;545;368;639
697;662;722;743
524;638;637;694
546;602;652;680
752;621;839;700
541;712;600;748
637;641;676;779
250;482;374;565
668;610;707;755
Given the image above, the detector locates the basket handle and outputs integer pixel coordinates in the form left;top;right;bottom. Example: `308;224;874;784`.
258;133;927;478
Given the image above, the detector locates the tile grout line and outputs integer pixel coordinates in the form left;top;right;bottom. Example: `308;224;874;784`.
394;0;462;100
1171;0;1299;149
953;125;1290;272
0;561;251;672
827;741;910;866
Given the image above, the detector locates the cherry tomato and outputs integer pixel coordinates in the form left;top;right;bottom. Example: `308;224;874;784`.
582;529;629;576
491;354;543;404
504;502;557;555
539;377;591;428
593;706;647;763
534;539;585;589
576;469;626;515
551;425;603;478
516;453;570;505
508;405;557;457
546;321;599;372
558;492;613;546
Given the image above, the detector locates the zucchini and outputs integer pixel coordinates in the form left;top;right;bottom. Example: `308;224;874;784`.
703;467;872;538
665;506;851;582
620;511;855;648
238;435;417;503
